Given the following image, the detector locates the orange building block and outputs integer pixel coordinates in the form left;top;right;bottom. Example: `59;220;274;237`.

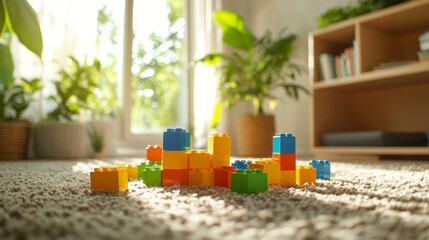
272;153;296;171
249;163;264;169
280;170;296;186
212;155;230;169
188;150;212;169
163;150;189;169
146;145;163;162
214;166;236;188
162;169;188;186
90;166;128;191
188;169;214;186
208;133;231;156
296;165;316;185
254;158;281;185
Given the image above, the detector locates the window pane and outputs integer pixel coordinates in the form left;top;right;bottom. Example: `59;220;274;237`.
131;0;186;134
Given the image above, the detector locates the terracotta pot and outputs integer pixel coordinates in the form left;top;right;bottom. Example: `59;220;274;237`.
33;122;87;159
0;120;31;160
235;115;275;157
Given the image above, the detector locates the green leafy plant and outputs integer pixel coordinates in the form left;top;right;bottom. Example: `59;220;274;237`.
0;0;43;121
198;10;309;127
87;126;104;153
317;0;407;28
47;56;101;122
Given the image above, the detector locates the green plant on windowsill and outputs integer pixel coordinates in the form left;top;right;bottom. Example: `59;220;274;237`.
197;9;309;128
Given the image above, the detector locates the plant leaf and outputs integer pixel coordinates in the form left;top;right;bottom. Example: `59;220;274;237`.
0;43;14;82
0;1;5;35
214;10;252;51
197;52;223;65
5;0;43;58
210;101;222;128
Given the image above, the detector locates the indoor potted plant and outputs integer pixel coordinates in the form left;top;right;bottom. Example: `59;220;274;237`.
198;10;309;157
33;56;101;159
0;0;43;160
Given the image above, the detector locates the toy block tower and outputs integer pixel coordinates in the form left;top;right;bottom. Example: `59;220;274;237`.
208;133;231;169
272;133;296;185
162;128;190;186
188;149;214;186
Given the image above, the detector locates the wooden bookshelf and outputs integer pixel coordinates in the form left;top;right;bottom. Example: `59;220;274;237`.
309;0;429;159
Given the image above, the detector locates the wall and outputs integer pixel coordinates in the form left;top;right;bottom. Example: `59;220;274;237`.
220;0;353;157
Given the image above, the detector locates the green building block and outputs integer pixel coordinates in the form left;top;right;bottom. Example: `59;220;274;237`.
142;165;162;187
138;161;161;179
231;169;268;194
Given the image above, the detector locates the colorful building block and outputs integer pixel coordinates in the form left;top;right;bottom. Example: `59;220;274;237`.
208;133;231;156
142;165;162;187
280;170;296;186
254;158;281;185
272;133;296;153
214;166;236;188
138;161;162;179
188;169;214;186
296;164;316;185
309;160;331;180
124;163;138;179
146;145;163;162
188;150;212;169
231;169;268;194
163;128;190;151
272;153;296;170
249;162;264;169
90;166;128;191
212;155;230;169
232;160;252;170
162;169;188;186
163;150;189;169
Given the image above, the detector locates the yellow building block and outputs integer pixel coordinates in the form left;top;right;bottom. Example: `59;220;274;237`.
90;166;128;191
188;169;214;186
280;170;296;186
212;154;230;169
189;150;212;169
163;150;189;169
208;133;231;156
127;164;139;179
254;158;281;185
296;164;316;185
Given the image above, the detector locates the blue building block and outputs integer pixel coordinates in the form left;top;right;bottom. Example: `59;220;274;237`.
163;128;190;151
232;160;252;170
273;133;296;153
309;160;330;180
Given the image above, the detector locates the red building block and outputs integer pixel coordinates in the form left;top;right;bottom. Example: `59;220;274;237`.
273;153;296;170
162;169;188;186
214;166;236;188
146;145;163;162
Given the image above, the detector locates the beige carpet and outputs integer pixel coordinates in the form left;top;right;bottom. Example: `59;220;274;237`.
1;158;429;239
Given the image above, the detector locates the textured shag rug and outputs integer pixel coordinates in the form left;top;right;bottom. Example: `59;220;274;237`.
1;158;429;240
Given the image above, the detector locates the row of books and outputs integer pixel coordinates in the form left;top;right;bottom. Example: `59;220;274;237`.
318;40;358;81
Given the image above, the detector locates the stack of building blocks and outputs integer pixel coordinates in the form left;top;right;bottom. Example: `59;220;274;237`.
309;160;331;180
208;133;231;169
188;149;214;186
90;166;128;191
162;128;190;186
296;164;316;185
214;166;236;188
250;158;281;185
272;133;297;186
231;169;268;194
146;145;163;162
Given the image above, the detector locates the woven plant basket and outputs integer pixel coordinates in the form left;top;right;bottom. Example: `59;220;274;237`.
236;115;275;157
0;120;31;160
33;122;87;159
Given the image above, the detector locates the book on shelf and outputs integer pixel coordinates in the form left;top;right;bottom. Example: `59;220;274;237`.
353;39;359;75
418;49;429;62
319;53;336;81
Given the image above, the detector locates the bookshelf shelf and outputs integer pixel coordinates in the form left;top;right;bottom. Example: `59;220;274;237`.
309;0;429;159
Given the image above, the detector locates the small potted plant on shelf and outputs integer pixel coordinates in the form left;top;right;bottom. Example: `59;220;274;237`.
198;10;309;157
33;56;101;159
0;0;43;160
